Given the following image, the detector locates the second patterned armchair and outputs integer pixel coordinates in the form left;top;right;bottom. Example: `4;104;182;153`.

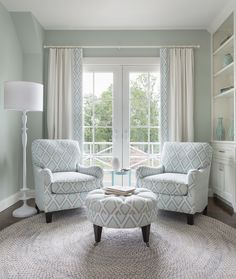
32;139;103;223
136;142;212;225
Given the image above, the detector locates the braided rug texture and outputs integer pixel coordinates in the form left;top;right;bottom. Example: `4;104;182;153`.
0;209;236;279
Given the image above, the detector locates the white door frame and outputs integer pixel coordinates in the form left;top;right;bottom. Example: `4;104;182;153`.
83;58;160;185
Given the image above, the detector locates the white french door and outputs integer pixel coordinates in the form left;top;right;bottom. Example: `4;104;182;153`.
83;62;160;185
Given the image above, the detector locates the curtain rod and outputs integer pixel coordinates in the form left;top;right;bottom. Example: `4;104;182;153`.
43;45;200;49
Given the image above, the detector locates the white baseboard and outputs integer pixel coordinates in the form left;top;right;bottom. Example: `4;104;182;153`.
0;190;35;212
0;192;20;212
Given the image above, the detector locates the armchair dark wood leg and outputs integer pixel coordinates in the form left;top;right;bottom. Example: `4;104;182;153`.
93;224;102;245
45;212;52;223
187;214;194;225
35;204;40;214
141;224;151;247
203;206;208;216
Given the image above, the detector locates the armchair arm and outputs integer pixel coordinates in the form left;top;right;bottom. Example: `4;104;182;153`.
187;167;210;190
77;164;103;179
187;166;211;212
136;165;164;179
40;168;54;186
33;166;54;211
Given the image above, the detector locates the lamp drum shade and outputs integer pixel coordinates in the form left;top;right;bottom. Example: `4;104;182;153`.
4;81;43;111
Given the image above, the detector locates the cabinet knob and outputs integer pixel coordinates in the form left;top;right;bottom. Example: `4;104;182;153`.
218;150;225;153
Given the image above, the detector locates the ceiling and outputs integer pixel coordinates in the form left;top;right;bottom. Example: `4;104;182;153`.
1;0;231;30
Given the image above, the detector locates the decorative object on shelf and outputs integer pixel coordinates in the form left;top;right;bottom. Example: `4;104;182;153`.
228;119;234;141
215;117;225;140
220;35;232;46
223;53;233;67
4;81;43;218
220;85;234;94
112;157;120;170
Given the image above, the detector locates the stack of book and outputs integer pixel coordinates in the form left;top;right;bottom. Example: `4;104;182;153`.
103;186;136;196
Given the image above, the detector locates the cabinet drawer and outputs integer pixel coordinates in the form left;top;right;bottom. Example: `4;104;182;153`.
212;144;235;160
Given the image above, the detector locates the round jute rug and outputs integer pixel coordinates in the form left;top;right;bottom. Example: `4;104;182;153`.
0;209;235;279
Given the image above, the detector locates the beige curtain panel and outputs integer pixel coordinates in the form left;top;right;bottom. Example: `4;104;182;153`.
169;48;194;142
47;48;73;139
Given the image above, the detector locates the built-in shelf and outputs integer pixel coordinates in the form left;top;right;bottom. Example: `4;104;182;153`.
211;12;236;213
213;62;234;77
212;140;235;144
213;35;234;56
214;88;234;99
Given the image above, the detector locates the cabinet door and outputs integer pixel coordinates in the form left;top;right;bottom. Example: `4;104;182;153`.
211;160;225;193
224;161;235;205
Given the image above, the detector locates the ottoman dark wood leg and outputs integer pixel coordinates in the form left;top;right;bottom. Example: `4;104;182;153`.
141;224;151;247
93;224;103;245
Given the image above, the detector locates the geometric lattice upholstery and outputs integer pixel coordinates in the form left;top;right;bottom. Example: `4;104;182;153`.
136;142;213;215
32;139;103;213
162;142;212;174
85;188;157;228
32;139;80;172
51;172;100;194
143;173;188;196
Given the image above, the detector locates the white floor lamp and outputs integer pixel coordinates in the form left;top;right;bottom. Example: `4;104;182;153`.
4;81;43;218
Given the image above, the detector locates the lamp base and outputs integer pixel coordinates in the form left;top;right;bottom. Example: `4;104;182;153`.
13;201;37;218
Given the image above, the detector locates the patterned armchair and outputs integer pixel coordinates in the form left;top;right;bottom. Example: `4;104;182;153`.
32;139;103;223
136;142;212;225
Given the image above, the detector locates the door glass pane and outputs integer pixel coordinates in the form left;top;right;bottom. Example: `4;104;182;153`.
129;71;160;170
94;73;113;127
150;128;159;142
84;127;92;142
130;128;148;142
95;128;112;142
83;71;113;170
130;72;149;126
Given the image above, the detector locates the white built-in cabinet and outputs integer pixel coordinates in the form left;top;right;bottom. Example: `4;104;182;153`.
211;11;236;211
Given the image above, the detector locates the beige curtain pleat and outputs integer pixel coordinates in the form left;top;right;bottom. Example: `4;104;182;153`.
169;48;194;142
47;48;72;139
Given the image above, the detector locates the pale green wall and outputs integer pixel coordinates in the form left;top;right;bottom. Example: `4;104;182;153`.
11;12;44;189
0;7;44;206
0;3;23;201
45;30;211;142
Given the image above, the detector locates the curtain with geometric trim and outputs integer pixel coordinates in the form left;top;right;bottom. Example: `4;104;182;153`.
160;48;169;149
47;48;83;152
72;48;83;153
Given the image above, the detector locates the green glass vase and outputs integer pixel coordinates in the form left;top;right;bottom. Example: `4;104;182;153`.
216;117;225;140
228;119;234;141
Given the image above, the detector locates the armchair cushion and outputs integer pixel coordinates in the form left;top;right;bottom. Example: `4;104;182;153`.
51;172;99;194
142;173;188;196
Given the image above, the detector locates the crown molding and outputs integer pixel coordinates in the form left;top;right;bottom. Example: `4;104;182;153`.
207;0;236;33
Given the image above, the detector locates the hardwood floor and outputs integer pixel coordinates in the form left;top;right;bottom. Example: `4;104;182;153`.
0;197;235;231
